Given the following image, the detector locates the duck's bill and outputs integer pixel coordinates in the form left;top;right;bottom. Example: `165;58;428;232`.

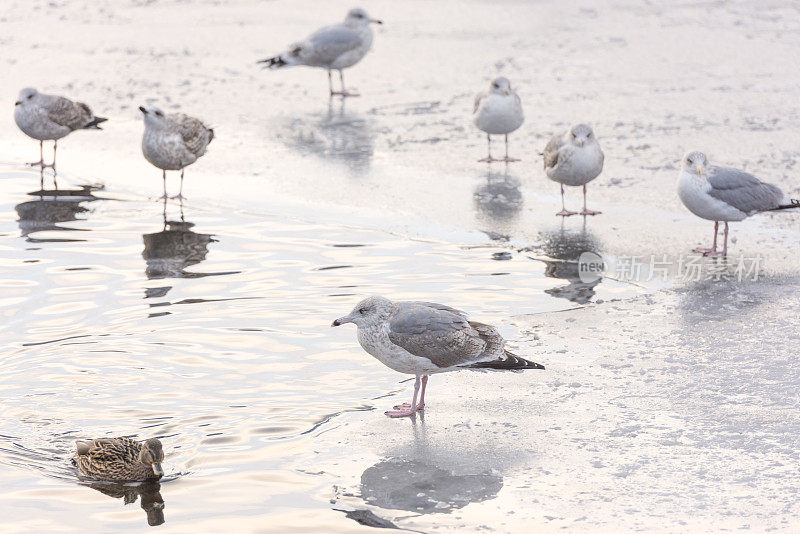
151;463;164;476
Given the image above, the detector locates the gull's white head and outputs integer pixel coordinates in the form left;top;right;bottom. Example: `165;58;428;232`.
682;151;709;176
345;8;382;27
568;123;596;148
332;296;394;328
15;87;39;107
139;106;167;129
489;77;513;96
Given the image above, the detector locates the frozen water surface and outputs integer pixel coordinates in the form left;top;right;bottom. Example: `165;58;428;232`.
1;0;800;532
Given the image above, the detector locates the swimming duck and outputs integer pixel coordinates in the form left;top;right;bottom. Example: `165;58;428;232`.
73;437;164;482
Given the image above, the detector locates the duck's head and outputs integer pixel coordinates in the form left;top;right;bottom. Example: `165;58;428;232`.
682;151;709;176
332;295;394;328
139;438;164;477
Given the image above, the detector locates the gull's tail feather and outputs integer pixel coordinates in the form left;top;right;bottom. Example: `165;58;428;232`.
771;198;800;211
257;55;288;69
467;350;545;371
83;116;108;130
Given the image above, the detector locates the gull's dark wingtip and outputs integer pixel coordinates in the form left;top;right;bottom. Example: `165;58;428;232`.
467;350;545;371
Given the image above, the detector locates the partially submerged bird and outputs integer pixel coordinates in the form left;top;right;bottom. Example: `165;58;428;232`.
543;124;604;216
473;77;525;163
332;296;544;418
678;151;799;256
139;106;214;200
72;437;164;482
257;8;383;97
14;87;107;172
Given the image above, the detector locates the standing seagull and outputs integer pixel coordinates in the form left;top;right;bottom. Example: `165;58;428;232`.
332;296;544;418
473;77;525;163
139;106;214;200
257;8;383;98
14;87;107;172
678;151;799;256
543;124;604;216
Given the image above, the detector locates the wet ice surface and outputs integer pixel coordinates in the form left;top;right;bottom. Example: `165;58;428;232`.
1;0;800;531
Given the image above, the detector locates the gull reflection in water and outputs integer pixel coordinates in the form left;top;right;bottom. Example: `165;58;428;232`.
284;98;374;174
473;169;523;224
354;416;503;517
142;199;218;279
82;480;165;527
15;175;101;242
536;223;603;304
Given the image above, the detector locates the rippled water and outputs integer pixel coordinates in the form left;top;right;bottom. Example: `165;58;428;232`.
0;168;644;531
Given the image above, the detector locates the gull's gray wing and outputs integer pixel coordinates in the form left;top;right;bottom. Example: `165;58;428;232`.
473;91;487;114
44;95;94;131
543;132;565;170
707;166;783;213
299;24;365;67
397;301;468;318
168;113;214;157
387;303;503;368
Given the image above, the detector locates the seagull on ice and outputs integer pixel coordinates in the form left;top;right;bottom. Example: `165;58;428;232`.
257;8;382;98
14;87;107;172
543;123;604;216
678;151;799;256
139;106;214;200
332;296;544;418
473;77;525;163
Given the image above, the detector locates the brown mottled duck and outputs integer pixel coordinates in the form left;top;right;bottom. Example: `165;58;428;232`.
72;437;164;482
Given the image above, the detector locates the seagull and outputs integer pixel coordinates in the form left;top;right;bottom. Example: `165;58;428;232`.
473;77;525;163
332;296;544;418
678;151;799;256
139;106;214;200
543;124;604;216
14;87;107;172
257;8;383;98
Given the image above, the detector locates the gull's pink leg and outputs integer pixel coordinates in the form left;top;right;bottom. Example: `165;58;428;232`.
27;140;46;168
159;170;168;200
330;70;360;97
722;222;729;256
556;184;577;217
394;375;428;411
501;134;520;163
479;135;499;163
170;169;186;200
386;376;422;418
694;221;723;255
580;184;601;216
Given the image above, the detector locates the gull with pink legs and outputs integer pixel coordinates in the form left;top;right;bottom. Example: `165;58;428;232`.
140;106;214;200
678;151;799;256
473;77;525;163
543;123;604;216
331;296;544;418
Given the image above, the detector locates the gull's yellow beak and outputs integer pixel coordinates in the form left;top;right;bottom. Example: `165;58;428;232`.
696;165;703;176
504;90;510;96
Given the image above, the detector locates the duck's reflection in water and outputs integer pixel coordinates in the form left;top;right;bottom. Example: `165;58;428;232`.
357;417;503;515
473;169;523;224
15;183;100;242
83;480;165;526
285;98;374;175
537;223;603;304
142;200;219;279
